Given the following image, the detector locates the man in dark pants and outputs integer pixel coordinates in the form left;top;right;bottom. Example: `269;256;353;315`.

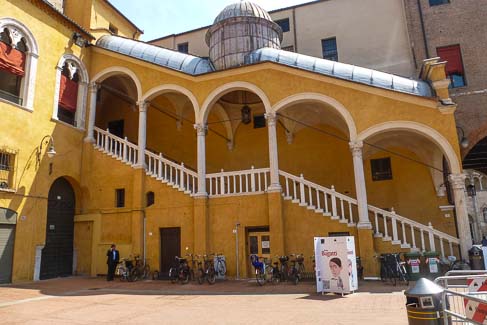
106;244;119;281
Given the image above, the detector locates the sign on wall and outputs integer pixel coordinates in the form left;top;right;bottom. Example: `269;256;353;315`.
314;236;358;294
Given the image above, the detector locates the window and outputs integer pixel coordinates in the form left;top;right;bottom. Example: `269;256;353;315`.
275;18;290;33
253;115;266;129
282;45;294;52
146;191;155;207
108;23;118;35
0;28;27;105
429;0;449;6
437;45;466;88
115;188;125;208
0;148;16;190
483;207;487;222
0;19;38;110
53;55;88;128
322;37;338;61
177;42;189;54
371;158;392;181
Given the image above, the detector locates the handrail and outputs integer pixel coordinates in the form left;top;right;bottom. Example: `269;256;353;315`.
206;167;270;197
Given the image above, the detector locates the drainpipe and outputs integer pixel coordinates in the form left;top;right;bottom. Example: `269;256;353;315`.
417;0;430;59
143;209;147;264
292;8;298;52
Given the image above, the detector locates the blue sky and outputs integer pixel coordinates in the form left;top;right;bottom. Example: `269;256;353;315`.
109;0;312;41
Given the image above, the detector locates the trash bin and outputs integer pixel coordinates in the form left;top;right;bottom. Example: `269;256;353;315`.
469;246;485;270
405;252;422;281
405;278;445;324
423;252;440;279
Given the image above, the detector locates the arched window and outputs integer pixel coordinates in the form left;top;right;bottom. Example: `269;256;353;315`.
52;55;88;128
483;207;487;222
0;19;38;110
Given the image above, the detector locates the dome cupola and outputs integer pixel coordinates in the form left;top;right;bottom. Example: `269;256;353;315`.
206;1;283;70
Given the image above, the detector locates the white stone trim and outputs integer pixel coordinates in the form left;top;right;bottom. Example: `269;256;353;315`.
91;66;142;101
199;81;272;124
52;54;89;129
33;245;44;281
141;84;199;121
0;18;39;111
357;121;461;174
271;92;358;141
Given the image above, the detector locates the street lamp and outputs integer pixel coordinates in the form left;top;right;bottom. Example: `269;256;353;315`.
457;127;469;149
36;135;56;164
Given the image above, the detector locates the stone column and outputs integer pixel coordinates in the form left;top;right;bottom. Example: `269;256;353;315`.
265;112;281;192
194;123;207;197
136;100;148;169
349;141;372;228
84;82;99;143
449;173;473;259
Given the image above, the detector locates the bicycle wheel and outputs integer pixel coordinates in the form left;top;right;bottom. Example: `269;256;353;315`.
152;270;159;280
197;269;204;285
255;268;265;286
143;265;150;279
181;270;190;284
217;260;226;276
169;267;178;284
380;264;387;283
130;268;140;282
207;268;216;285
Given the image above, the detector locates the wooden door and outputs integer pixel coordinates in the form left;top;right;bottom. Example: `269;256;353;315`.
248;231;271;273
160;228;180;277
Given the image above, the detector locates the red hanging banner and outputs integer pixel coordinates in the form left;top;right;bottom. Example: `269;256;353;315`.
59;74;79;112
0;41;25;76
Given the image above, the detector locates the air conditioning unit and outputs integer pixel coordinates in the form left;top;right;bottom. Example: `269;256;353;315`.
0;181;9;189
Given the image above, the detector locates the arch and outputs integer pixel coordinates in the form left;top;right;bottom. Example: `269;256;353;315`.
141;84;199;121
357;121;461;174
0;18;39;54
199;81;272;124
52;54;89;128
0;17;39;110
272;93;358;141
91;66;142;101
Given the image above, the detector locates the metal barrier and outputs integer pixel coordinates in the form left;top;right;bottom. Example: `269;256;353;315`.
435;270;487;324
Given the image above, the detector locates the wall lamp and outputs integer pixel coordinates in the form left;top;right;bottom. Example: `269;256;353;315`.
71;32;87;48
36;135;56;164
456;126;469;149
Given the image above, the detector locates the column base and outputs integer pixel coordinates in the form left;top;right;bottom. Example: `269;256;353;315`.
194;192;208;199
133;164;146;170
84;136;95;143
357;221;373;230
267;184;282;193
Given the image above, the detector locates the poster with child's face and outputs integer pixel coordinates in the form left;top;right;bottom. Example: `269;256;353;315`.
314;236;357;294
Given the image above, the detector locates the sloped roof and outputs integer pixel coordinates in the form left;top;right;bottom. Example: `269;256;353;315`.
214;1;272;24
96;36;432;98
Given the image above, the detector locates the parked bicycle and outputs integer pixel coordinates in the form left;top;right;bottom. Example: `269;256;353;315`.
378;253;408;286
288;254;301;285
130;255;150;281
196;254;216;285
169;256;191;284
116;257;134;282
250;255;278;286
214;253;227;277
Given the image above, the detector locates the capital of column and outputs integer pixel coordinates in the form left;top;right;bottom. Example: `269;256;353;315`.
449;173;467;190
349;141;364;157
264;112;277;126
89;82;99;93
137;100;148;112
194;123;208;136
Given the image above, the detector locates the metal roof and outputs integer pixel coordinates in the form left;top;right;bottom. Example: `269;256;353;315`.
245;48;432;97
96;36;432;98
214;1;273;24
96;35;214;75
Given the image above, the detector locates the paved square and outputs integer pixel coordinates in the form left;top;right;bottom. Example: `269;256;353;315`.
0;277;408;324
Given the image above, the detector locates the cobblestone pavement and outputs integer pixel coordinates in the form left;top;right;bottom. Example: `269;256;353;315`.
0;277;408;324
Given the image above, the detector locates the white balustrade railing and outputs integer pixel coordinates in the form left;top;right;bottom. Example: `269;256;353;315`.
94;127;139;165
145;151;197;194
206;167;270;197
279;170;460;257
93;126;197;195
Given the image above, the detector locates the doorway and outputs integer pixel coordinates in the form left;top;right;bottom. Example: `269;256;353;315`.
160;227;180;278
0;208;16;284
40;178;75;280
247;227;270;276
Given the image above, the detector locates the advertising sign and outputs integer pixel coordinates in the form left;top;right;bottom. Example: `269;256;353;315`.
314;236;358;294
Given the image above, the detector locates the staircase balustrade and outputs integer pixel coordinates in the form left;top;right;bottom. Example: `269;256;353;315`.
206;166;270;197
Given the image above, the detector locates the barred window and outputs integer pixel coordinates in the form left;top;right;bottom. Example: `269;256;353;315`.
0;148;16;189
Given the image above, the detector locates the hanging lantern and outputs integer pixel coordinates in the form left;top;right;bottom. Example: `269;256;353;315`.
241;105;251;124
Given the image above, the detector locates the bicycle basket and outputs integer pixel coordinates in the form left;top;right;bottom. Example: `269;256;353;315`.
279;256;289;263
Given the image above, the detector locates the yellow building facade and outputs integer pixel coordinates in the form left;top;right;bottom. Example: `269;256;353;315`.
0;0;471;283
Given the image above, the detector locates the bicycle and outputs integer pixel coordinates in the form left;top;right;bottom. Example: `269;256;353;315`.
288;254;300;285
250;255;277;286
196;254;216;285
116;257;134;282
169;256;191;284
186;253;198;282
378;253;408;286
130;255;150;281
214;253;227;277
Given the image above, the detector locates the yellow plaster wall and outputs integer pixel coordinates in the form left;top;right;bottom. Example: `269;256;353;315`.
91;0;140;39
1;0;90;281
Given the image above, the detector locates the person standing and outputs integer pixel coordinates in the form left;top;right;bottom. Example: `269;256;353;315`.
106;244;119;281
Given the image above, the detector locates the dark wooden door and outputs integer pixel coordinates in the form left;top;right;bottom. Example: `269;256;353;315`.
40;178;75;280
108;120;124;138
160;228;180;277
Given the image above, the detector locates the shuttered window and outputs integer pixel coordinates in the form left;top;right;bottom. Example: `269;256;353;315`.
437;45;466;88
